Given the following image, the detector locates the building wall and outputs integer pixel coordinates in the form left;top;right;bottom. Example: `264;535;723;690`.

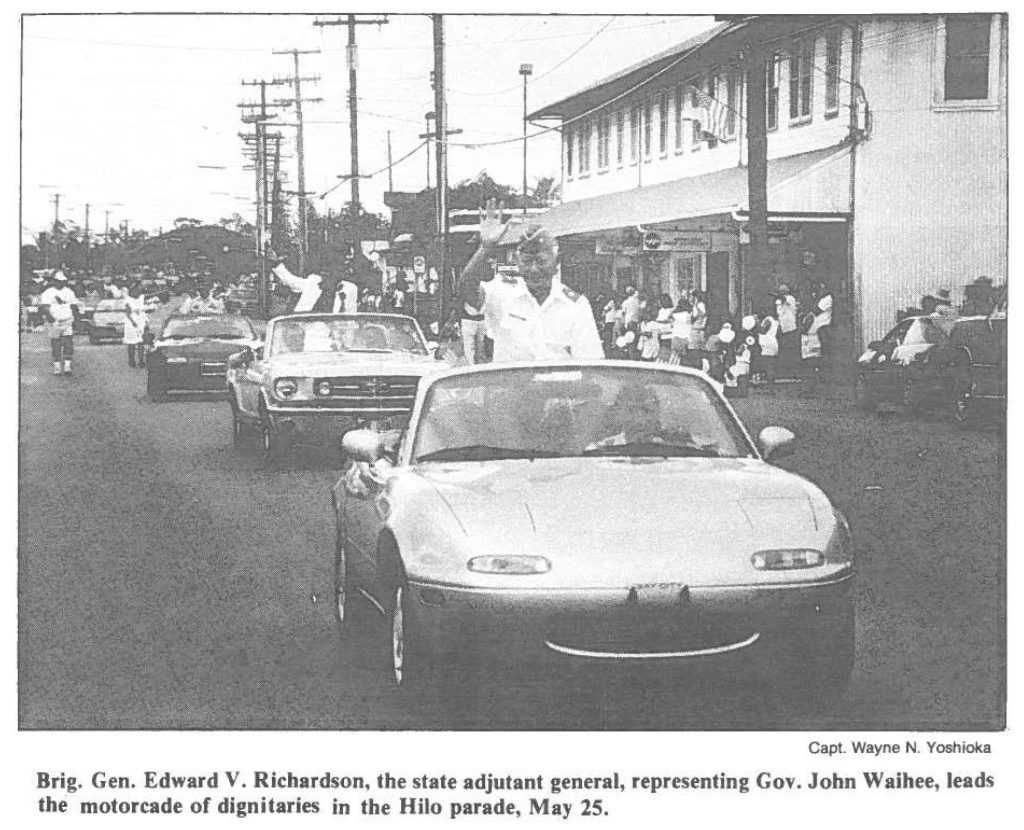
560;24;854;202
853;15;1007;343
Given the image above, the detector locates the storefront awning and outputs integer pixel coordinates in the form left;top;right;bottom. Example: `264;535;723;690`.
539;146;851;238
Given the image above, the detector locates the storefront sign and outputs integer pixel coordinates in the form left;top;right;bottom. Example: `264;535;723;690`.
595;239;641;256
642;231;712;252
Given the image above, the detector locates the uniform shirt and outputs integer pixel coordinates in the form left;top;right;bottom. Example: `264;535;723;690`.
776;294;798;333
620;293;641;327
481;276;604;363
272;263;358;313
39;285;78;323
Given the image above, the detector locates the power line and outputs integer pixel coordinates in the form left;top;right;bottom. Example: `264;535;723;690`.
449;17;617;97
317;139;427;199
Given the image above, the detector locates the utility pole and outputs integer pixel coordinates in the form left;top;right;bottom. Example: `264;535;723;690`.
520;64;533;217
84;203;90;275
432;14;451;326
241;78;290;317
314;16;386;266
744;41;770;319
386;130;393;193
424;111;434;189
51;193;61;229
274;48;321;279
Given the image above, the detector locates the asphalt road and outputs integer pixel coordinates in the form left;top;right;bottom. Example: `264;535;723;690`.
19;324;1005;731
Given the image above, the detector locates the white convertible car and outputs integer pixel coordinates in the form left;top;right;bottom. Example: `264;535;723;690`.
226;312;439;462
332;361;855;702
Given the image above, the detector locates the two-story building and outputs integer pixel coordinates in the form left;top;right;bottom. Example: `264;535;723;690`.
530;14;1006;352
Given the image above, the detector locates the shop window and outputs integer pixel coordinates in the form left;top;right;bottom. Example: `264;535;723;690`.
658;90;669;156
766;53;780;131
565;126;574;178
789;37;814;123
674;84;685;152
597;112;610;170
615;108;625;165
630;101;640;163
578;119;591;175
825;28;841;117
943;14;992;101
643;97;653;158
693;75;719;150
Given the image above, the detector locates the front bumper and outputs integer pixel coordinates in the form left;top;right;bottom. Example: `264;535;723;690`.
266;403;411;440
154;361;229;393
406;572;853;665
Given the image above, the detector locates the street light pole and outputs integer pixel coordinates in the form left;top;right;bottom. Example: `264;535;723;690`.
519;64;533;217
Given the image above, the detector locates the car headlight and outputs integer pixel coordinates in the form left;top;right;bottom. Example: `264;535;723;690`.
751;549;824;570
315;380;332;396
274;377;298;398
468;555;551;575
165;356;187;364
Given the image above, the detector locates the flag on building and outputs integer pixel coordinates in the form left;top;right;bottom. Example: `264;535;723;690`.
689;86;732;142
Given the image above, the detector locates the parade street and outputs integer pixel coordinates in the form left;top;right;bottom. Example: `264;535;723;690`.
18;327;1004;732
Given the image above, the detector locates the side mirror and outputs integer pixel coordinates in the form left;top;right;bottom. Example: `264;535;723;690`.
342;429;383;463
758;426;796;461
254;345;264;361
867;340;883;351
427;340;439;353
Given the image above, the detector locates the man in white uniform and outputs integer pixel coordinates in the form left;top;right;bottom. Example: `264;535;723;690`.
456;203;602;362
268;247;358;314
38;271;79;376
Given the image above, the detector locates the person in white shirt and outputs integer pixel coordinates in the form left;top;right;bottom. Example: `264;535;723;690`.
123;284;149;368
457;203;603;363
775;284;799;378
268;247;358;315
38;271;79;376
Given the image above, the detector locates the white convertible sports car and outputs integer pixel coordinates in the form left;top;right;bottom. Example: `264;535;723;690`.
332;361;855;702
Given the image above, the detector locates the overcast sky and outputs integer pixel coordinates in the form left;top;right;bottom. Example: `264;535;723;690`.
20;13;715;242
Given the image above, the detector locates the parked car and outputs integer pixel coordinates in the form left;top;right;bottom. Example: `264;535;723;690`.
88;299;127;344
226;312;439;462
147;314;260;401
332;362;855;701
854;315;955;413
947;293;1007;426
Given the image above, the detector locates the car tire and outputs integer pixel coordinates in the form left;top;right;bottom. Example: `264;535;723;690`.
229;393;249;447
854;375;876;414
388;581;434;693
147;368;168;402
333;510;352;629
260;405;291;465
767;603;854;711
88;332;99;346
953;375;975;428
901;376;922;414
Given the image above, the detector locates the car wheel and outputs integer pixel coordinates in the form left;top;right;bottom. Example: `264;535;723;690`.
260;406;290;465
88;332;99;346
953;376;975;428
901;376;922;414
766;603;854;711
385;575;436;693
229;393;248;447
147;368;168;402
854;375;876;414
333;513;351;628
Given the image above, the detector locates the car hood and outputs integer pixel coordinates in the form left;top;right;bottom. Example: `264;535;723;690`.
152;338;260;359
411;456;836;587
266;351;437;377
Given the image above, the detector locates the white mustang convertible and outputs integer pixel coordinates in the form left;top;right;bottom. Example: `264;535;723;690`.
332;361;854;702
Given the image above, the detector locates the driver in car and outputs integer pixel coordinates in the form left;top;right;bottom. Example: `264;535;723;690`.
586;384;666;449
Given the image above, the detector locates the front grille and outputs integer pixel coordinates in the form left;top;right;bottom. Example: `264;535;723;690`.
312;375;419;414
200;362;228;376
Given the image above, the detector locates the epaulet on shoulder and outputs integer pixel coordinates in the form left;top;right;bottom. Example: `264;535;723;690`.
562;285;582;302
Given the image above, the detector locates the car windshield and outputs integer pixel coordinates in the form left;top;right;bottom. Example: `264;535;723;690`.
269;315;427;356
160;316;253;340
412;366;754;463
